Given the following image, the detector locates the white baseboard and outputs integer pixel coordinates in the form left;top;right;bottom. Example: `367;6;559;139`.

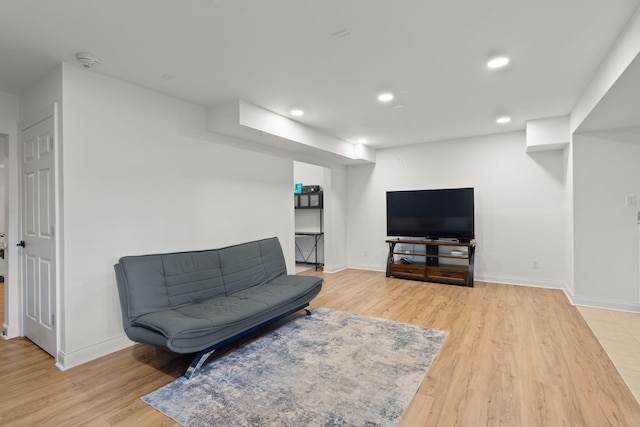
570;295;640;313
350;267;640;313
2;322;20;339
56;335;134;371
349;266;569;289
349;267;578;303
475;274;565;290
322;264;348;274
347;263;386;273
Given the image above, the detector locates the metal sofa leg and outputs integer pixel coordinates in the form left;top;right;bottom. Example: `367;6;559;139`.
184;348;216;379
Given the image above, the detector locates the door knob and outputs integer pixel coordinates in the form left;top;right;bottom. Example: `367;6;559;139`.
17;240;25;248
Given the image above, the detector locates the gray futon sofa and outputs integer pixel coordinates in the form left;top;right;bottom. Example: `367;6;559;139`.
114;237;323;378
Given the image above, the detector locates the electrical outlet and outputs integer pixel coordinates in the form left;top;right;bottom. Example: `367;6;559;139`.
532;259;539;269
364;251;368;257
625;194;637;206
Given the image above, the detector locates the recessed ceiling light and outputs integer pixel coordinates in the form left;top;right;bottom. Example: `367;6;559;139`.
496;116;511;124
487;56;510;69
357;138;368;144
290;109;304;116
377;93;394;102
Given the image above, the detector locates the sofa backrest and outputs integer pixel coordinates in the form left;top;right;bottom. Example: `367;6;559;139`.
115;237;287;324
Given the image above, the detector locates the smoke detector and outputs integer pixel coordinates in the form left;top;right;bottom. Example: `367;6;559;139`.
75;52;102;69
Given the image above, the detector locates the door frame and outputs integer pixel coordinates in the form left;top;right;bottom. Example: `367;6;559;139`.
13;103;61;361
0;119;20;339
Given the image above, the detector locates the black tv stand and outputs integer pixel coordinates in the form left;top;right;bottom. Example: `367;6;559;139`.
385;239;476;287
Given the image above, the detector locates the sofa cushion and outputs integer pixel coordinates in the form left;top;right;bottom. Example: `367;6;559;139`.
132;275;323;340
163;250;225;307
219;241;268;294
118;255;171;320
118;250;227;320
258;237;288;281
133;296;269;338
231;275;324;308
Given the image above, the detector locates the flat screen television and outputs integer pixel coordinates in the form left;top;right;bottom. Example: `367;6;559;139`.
386;188;474;241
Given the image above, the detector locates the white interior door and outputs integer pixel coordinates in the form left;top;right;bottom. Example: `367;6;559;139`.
20;116;56;357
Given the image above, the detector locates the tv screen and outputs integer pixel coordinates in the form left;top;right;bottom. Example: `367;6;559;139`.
386;188;474;240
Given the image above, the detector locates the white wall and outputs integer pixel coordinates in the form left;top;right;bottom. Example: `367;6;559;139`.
573;128;640;310
571;7;640;132
563;139;575;296
346;132;566;289
294;161;325;189
324;165;347;273
19;65;63;120
53;63;296;368
0;92;20;123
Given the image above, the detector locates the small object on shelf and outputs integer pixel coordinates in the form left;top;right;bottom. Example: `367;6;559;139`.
302;185;321;193
401;257;412;264
451;250;463;256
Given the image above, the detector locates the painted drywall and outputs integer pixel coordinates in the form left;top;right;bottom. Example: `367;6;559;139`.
346;132;566;288
573;128;640;310
0;91;19;123
563;139;575;296
52;63;296;368
525;116;570;152
571;6;640;132
323;164;347;273
19;65;63;121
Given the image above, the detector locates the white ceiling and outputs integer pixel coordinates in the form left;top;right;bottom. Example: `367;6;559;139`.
1;0;639;149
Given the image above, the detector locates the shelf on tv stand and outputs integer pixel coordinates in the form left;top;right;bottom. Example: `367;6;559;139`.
385;239;476;287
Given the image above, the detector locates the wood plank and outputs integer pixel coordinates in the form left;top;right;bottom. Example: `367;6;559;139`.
0;269;639;426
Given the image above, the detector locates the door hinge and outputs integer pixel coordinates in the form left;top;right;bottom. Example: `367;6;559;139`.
51;314;55;326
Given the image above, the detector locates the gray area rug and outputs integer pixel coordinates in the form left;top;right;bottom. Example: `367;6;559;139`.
142;308;448;427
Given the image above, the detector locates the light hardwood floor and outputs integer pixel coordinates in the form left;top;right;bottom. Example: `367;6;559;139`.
1;270;640;426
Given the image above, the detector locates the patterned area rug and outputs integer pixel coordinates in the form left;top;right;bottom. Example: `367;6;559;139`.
142;308;448;427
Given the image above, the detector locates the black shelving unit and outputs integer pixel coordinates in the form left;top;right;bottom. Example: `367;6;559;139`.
294;191;323;270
